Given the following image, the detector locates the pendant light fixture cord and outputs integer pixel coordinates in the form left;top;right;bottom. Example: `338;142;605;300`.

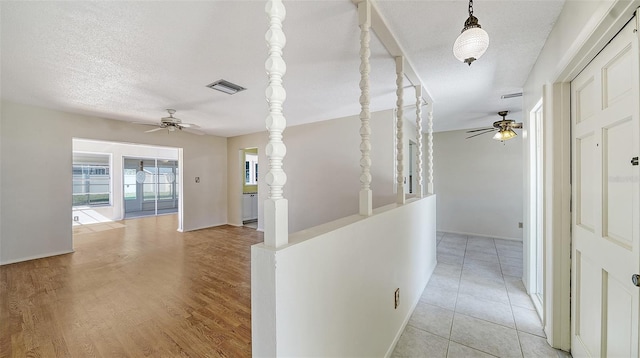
468;0;474;17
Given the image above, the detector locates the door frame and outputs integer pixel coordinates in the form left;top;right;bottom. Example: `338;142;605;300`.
539;0;640;350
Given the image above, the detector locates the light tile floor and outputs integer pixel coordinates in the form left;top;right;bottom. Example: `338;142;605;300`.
392;232;572;358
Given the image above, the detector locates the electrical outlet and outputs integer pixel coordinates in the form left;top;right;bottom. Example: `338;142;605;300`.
195;177;200;183
73;216;79;222
394;288;400;309
518;222;523;228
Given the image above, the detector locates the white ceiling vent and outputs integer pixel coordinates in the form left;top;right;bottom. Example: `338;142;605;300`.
501;92;523;99
206;79;246;95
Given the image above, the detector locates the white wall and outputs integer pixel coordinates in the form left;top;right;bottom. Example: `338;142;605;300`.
0;101;228;264
252;195;437;357
434;129;523;240
73;139;179;221
228;109;401;233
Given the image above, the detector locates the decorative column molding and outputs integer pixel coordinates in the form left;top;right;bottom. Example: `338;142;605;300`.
415;85;424;198
396;56;405;204
264;0;288;248
358;0;373;216
427;108;435;194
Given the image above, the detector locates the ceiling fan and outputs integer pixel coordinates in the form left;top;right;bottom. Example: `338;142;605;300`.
466;111;523;141
135;109;204;135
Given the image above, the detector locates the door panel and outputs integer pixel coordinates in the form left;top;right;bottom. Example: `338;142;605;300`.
605;273;632;358
577;134;596;231
571;19;639;358
575;252;602;357
602;44;632;108
575;76;597;124
603;118;633;245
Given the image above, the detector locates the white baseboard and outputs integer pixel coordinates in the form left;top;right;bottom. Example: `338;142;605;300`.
1;249;75;266
182;222;229;232
438;229;522;242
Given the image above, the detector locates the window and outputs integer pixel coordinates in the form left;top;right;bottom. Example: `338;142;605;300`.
72;153;111;206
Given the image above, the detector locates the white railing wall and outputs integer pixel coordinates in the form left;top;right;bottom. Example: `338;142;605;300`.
358;0;373;216
415;85;424;198
395;56;406;204
264;0;289;248
252;196;437;357
252;0;437;356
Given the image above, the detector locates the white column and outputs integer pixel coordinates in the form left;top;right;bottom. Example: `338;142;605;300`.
415;86;424;198
427;108;434;194
264;0;288;248
358;0;373;216
396;56;405;204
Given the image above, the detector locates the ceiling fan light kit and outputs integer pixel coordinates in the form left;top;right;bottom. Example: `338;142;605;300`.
465;111;522;141
453;0;489;66
493;128;517;141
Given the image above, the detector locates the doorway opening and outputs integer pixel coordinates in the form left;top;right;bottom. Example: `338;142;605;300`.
241;148;259;229
72;139;182;234
409;140;417;194
528;99;544;316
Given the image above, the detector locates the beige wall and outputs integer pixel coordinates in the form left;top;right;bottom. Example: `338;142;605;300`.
228;109;404;233
434;129;524;240
0;101;228;264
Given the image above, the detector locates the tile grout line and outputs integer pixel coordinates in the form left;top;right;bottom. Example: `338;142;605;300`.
411;234;549;358
446;232;468;358
449;235;507;358
495;238;527;358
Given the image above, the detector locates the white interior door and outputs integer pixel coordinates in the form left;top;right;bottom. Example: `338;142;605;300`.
571;18;640;357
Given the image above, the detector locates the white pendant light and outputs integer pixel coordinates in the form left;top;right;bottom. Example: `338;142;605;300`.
453;0;489;66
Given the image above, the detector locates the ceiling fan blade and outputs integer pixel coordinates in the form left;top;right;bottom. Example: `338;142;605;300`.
511;123;523;129
133;122;160;127
145;127;165;133
182;127;205;135
178;123;200;129
466;129;495;139
466;127;494;133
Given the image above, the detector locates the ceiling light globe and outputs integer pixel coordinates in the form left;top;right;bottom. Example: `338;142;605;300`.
493;129;517;141
453;26;489;66
502;129;517;140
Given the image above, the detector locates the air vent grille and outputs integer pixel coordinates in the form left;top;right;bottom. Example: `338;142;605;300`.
206;79;246;95
501;92;523;99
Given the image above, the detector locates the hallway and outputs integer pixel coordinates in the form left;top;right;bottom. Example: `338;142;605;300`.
392;233;570;357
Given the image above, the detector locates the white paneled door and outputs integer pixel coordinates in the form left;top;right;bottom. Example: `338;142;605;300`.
571;18;640;358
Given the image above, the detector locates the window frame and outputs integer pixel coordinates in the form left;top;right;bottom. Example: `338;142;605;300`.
72;152;113;207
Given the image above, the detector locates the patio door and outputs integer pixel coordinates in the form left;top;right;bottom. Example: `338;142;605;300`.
123;157;179;218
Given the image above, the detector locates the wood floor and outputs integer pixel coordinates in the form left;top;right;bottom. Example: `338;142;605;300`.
0;215;263;357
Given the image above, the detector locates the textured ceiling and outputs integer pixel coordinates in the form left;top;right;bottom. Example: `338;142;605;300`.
0;1;564;136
